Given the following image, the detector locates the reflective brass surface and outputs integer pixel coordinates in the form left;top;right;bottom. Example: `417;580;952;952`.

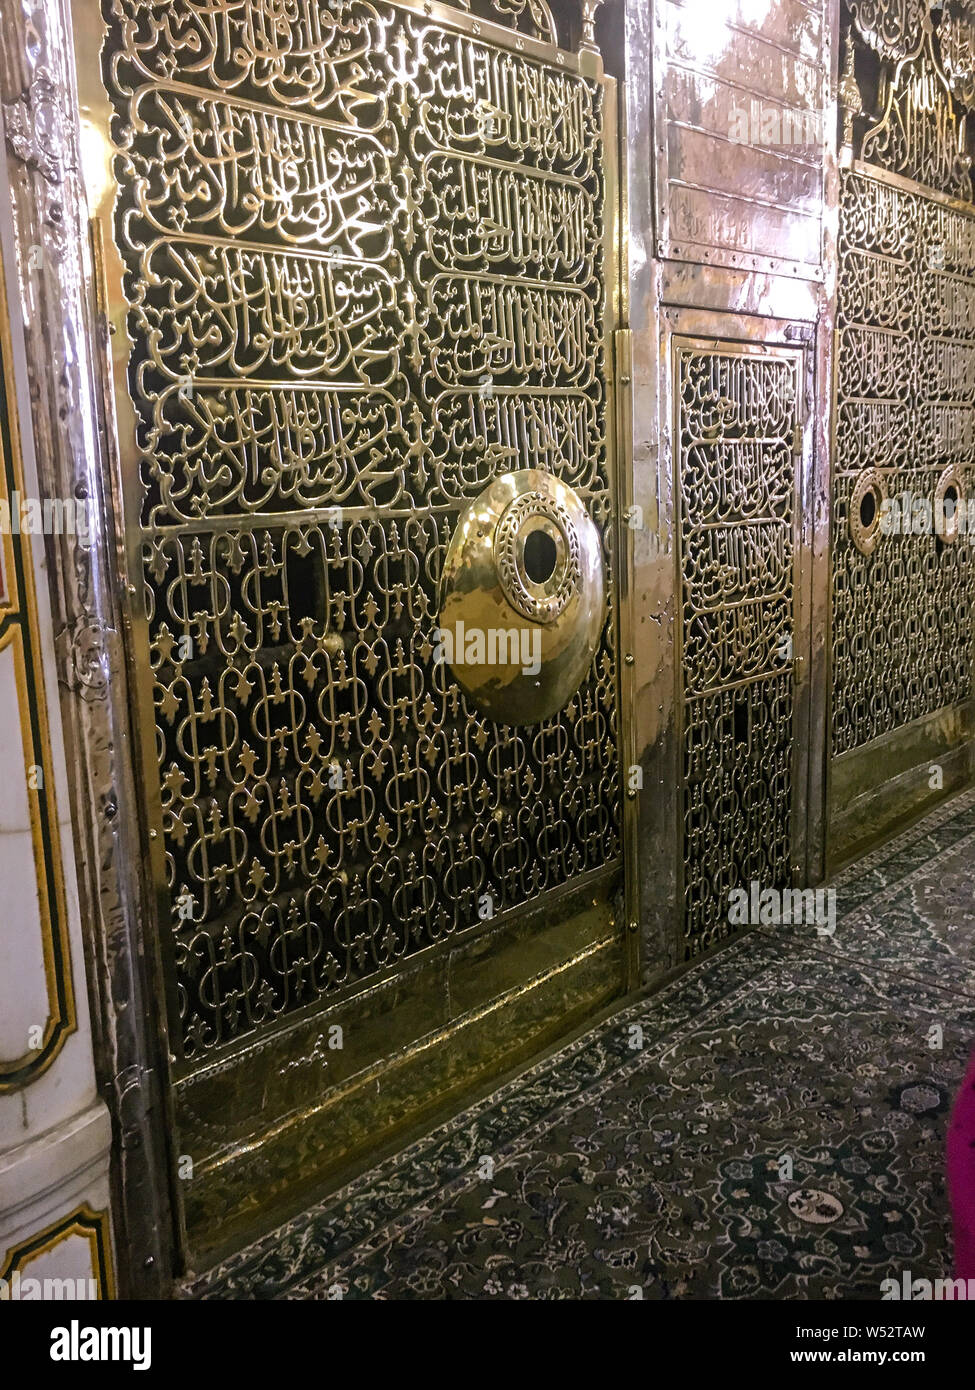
52;0;975;1278
439;469;606;724
832;2;975;761
642;0;834;971
935;463;967;542
175;870;622;1264
39;0;975;1284
849;467;885;556
78;0;623;1068
829;700;975;867
651;0;832;282
848;0;928;62
675;338;804;957
71;0;626;1265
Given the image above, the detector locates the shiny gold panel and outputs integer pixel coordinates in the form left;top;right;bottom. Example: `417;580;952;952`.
832;3;975;761
676;339;803;956
175;873;621;1264
81;0;622;1067
652;0;830;281
439;469;606;725
74;0;624;1261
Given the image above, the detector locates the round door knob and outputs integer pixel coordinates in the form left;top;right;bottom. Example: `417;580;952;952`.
437;470;606;725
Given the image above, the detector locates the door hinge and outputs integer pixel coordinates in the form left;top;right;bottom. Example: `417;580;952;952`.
792;421;803;456
793;653;805;684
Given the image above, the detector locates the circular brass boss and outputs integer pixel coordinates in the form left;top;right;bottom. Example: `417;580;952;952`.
438;470;605;725
850;468;885;556
935;465;966;544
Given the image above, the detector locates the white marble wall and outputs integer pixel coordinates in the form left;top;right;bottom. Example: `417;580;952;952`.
0;145;115;1300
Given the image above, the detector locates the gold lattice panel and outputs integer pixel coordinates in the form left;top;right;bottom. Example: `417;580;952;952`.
98;0;620;1063
676;344;800;956
832;168;975;754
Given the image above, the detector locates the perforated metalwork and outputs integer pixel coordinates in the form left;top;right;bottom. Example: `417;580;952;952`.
941;0;975;106
860;23;974;201
848;0;928;62
677;345;799;956
495;490;581;622
832;170;975;754
100;0;619;1062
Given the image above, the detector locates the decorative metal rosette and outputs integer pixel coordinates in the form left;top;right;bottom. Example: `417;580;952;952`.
935;465;967;543
494;490;582;624
850;468;886;556
439;469;605;725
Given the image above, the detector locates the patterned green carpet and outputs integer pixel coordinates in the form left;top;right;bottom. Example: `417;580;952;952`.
186;789;975;1299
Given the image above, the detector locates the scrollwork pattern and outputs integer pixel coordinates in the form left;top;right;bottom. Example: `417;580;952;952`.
847;0;929;63
860;23;973;200
677;349;798;956
939;0;975;108
832;169;975;754
101;0;618;1059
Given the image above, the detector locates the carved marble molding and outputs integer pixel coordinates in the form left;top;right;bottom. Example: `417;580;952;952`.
0;0;174;1295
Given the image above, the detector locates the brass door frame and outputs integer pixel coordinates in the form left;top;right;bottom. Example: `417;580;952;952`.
72;0;633;1266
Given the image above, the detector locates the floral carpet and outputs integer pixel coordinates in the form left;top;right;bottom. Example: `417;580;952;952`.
186;788;975;1299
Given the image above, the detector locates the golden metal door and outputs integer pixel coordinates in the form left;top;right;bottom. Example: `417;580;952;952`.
674;338;807;957
73;0;627;1264
830;3;975;864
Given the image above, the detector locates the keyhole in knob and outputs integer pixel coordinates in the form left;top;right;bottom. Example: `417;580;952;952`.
523;528;558;584
859;488;876;530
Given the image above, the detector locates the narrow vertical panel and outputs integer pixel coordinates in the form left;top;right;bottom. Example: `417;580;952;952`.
675;340;802;955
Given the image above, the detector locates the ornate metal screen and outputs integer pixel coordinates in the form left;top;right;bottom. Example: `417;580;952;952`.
833;1;975;756
87;0;621;1069
676;342;802;956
